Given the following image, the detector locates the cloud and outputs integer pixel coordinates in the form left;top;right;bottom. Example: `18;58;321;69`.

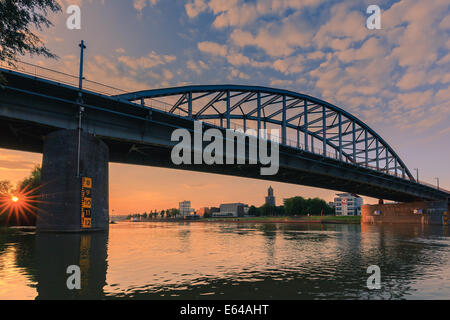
272;55;305;75
197;40;272;71
228;68;250;80
187;59;209;74
335;37;387;63
185;0;208;18
270;78;294;88
118;51;176;70
439;15;450;29
185;0;325;29
0;150;40;172
197;41;228;56
133;0;158;12
0;160;37;171
230;18;314;57
313;2;367;49
162;69;173;81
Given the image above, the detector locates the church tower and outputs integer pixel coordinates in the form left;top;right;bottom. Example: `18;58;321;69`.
265;186;276;206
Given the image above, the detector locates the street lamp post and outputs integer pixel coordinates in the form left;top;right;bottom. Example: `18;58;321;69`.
76;40;86;178
435;177;440;190
414;168;419;183
78;40;86;91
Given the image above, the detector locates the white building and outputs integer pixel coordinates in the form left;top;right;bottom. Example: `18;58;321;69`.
179;200;194;217
334;193;363;216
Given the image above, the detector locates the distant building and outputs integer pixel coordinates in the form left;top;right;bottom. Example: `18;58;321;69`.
210;207;220;214
214;203;248;217
334;193;363;216
196;207;210;217
179;200;194;217
265;186;276;206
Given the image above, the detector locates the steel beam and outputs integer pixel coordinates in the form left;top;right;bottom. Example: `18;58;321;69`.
282;95;287;145
322;106;326;155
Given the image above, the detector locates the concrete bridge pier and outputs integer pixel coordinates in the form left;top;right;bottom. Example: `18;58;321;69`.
37;129;109;232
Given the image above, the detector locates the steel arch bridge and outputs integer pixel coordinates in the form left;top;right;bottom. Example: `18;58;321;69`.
2;62;449;202
117;85;415;182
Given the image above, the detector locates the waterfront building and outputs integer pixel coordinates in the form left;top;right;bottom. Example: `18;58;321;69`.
334;193;363;216
196;207;210;217
179;200;194;217
214;203;248;217
210;207;220;215
265;186;276;206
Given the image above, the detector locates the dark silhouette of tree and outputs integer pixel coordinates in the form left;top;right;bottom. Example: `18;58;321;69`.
248;205;259;216
284;196;307;215
305;197;329;215
0;180;14;225
0;180;13;194
0;0;61;83
19;165;41;194
283;196;334;216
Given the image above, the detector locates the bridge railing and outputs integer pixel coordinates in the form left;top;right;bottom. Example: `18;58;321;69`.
0;60;128;96
1;60;448;194
415;181;450;194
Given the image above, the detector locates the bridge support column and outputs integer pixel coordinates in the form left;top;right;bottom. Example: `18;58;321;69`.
37;129;109;232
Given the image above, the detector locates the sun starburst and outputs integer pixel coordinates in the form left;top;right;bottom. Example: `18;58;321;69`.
0;183;44;225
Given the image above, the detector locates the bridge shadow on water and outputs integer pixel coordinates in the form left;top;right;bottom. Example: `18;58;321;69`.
8;231;108;299
1;223;449;299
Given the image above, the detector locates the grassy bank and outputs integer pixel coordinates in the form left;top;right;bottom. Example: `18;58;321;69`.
127;215;361;224
206;215;361;224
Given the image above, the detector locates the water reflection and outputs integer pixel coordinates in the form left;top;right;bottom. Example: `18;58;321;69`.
0;230;108;299
34;232;108;299
0;223;448;299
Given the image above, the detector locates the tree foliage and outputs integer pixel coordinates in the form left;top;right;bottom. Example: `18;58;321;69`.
283;196;334;216
284;196;306;215
0;0;61;83
0;180;13;194
127;208;180;220
19;165;41;194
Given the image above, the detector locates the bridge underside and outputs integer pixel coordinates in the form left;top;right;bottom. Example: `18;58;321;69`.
0;70;448;204
0;115;443;203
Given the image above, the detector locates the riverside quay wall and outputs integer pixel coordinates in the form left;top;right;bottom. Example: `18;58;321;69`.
361;201;448;225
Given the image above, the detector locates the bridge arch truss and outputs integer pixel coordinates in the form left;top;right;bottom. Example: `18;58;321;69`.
116;85;414;181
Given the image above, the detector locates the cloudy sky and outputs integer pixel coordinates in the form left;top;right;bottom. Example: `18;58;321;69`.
1;0;449;213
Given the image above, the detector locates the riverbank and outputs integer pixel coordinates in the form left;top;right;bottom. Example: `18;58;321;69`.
128;215;361;224
206;215;361;224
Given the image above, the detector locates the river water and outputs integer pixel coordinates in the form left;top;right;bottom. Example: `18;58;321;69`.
0;222;449;299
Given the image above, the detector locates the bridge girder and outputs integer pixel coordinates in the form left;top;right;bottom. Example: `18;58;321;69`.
116;85;414;181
